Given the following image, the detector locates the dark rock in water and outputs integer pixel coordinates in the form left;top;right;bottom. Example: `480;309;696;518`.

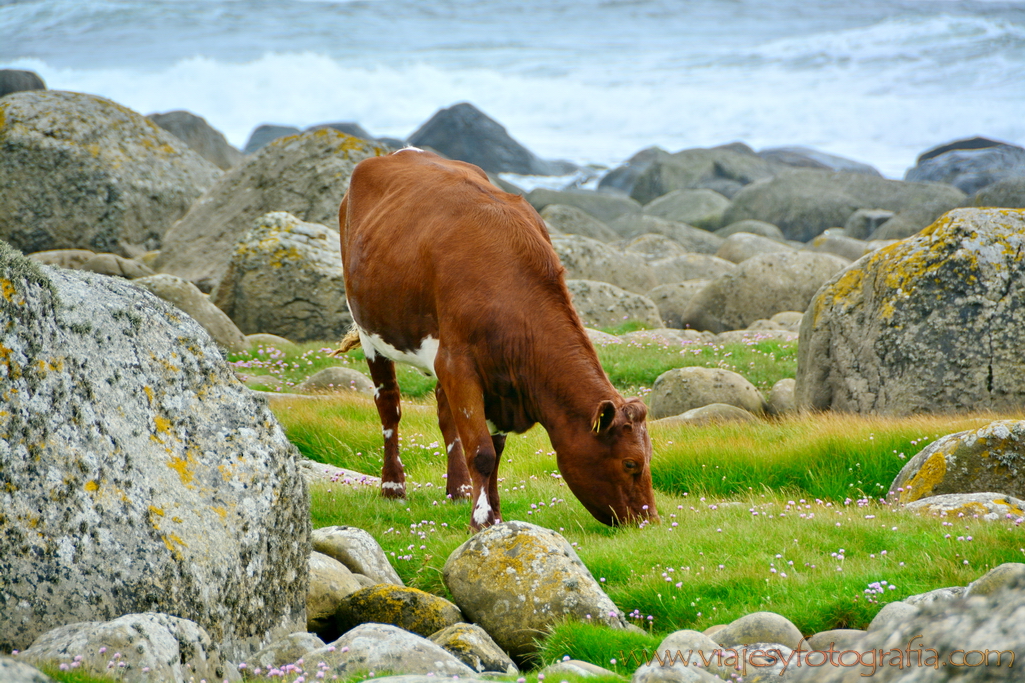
149;110;244;170
758;145;881;176
723;168;965;242
797;208;1025;416
0;69;45;98
407;102;569;175
917;135;1009;163
244;123;301;154
0;91;221;257
305;121;374;140
0;242;309;657
905;138;1025;195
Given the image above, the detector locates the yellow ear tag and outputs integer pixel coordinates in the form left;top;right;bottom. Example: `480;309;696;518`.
592;418;601;434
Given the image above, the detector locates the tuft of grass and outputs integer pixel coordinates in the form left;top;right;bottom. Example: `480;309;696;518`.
599;320;656;335
537;621;660;674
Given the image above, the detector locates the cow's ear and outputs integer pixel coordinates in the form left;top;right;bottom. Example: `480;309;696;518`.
622;399;647;424
591;400;617;435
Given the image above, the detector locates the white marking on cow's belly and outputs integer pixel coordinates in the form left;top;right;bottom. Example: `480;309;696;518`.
486;420;507;436
382;481;404;491
473;490;491;525
355;325;439;378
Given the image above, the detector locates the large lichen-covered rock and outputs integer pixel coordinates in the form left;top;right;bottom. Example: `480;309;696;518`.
796;208;1025;415
887;421;1025;504
552;234;658;294
443;521;627;660
905;493;1025;521
332;585;464;638
567;280;663;330
681;251;850;333
0;242;309;657
648;367;766;420
722;169;966;242
211;212;350;342
18;613;239;683
155;129;388;290
0;91;221;256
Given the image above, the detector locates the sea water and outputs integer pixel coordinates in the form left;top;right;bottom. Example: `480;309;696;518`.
1;0;1023;178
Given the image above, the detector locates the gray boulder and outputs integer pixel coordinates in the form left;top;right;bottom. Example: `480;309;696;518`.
843;209;896;240
610;214;725;254
527;188;642;224
0;657;54;683
904;493;1025;521
311;526;404;586
296;367;375;394
758;146;881;176
132;273;248;353
642;189;730;230
805;629;866;652
541;204;620;242
429;623;518;674
18;613;238;683
716;219;785;240
567;280;663;329
648;253;734;285
802;230;871;262
155;128;387;291
407;102;568;176
716;232;795;264
0;91;221;256
0;243;309;658
598;146;672;195
647;281;712;328
767;378;797;416
796;208;1025;415
714;611;803;650
0;69;46;97
628;144;776;205
443;521;627;660
969;176;1025;209
771;311;804;331
789;583;1025;681
649;367;767;419
652;629;735;680
906;138;1025;195
682;251;850;333
250;632;326;671
652;403;758;427
887;421;1025;504
622;233;690;260
632;660;722;683
243;124;301;154
722;168;966;242
23;249;96;271
211;212;351;341
310;623;474;677
965;563;1025;598
307;551;363;638
903;587;966;607
552;234;658;293
28;250;155;279
149;110;244;170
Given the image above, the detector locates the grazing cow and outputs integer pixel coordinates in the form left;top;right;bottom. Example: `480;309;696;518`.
338;148;657;529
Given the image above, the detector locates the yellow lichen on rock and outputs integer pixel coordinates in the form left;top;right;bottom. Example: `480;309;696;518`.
900;450;948;503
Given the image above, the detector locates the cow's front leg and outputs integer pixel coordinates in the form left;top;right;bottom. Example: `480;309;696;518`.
435;350;498;530
436;384;472;500
366;355;405;499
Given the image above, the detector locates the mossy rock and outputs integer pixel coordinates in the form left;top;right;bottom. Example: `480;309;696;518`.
333;585;464;638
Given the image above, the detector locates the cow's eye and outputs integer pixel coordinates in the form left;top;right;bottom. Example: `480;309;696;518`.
623;460;639;472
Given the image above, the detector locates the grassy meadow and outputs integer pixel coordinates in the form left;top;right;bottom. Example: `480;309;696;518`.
39;334;1024;683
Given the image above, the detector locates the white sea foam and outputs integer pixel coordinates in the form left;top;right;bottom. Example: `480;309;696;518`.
2;3;1022;179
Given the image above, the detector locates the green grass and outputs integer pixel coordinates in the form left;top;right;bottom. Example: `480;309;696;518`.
287;395;1025;644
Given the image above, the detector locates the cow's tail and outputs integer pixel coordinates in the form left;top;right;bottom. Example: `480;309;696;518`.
330;327;362;357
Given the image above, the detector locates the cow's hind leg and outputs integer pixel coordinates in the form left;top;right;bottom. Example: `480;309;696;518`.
366;355;405;499
488;434;506;523
436;384;472;501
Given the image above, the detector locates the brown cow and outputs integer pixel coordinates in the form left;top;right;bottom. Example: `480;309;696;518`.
339;148;657;529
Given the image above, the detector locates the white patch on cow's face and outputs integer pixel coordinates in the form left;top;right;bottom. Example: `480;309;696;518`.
353;324;439;378
486;420;507;436
383;428;394;439
473;490;491;525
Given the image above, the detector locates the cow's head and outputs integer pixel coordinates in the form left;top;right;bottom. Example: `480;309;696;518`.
555;397;658;526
